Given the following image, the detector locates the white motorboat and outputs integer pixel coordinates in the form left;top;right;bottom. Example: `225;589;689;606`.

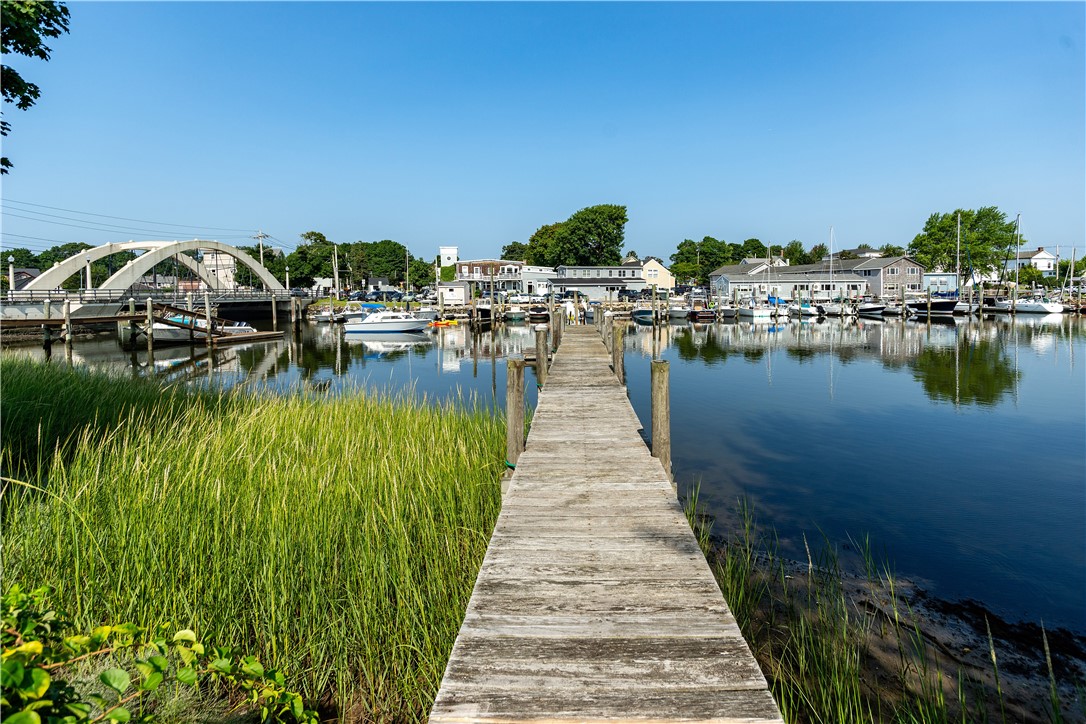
343;310;430;333
668;305;692;319
856;301;886;317
992;298;1064;314
788;301;820;317
504;305;527;321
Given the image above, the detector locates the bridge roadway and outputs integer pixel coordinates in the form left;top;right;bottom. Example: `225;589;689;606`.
430;325;783;723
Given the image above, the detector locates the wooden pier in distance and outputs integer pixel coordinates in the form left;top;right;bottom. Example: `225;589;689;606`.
430;325;783;723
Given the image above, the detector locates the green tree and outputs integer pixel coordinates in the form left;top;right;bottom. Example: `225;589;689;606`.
669;236;736;285
525;223;561;266
1;0;70;173
740;238;767;259
527;204;628;267
366;239;408;283
909;207;1021;275
809;243;828;261
501;241;528;261
880;243;906;257
407;257;434;289
782;240;809;266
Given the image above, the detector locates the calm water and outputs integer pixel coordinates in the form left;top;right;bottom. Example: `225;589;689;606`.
6;314;1084;633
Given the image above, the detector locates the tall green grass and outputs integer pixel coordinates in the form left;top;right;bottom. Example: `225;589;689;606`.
2;358;505;720
683;489;1081;723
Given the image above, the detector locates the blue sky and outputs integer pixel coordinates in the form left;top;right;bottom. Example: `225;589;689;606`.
2;1;1083;264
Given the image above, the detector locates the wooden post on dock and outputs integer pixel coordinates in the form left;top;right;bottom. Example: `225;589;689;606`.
926;288;932;317
505;357;525;473
651;359;672;486
145;297;154;350
271;292;278;327
534;324;549;386
290;296;298;328
204;292;213;347
552;310;563;350
612;321;625;385
62;300;73;345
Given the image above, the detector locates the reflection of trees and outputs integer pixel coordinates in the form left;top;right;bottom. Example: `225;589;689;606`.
673;329;732;365
908;338;1018;406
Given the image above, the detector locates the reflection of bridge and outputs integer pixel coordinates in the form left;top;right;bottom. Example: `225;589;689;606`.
3;240;306;321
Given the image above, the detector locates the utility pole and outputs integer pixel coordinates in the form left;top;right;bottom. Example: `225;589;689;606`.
252;230;270;290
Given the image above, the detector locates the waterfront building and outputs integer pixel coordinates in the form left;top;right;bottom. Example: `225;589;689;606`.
641;257;675;291
453;259;555;296
709;255;925;301
1001;246;1058;279
551;262;647;300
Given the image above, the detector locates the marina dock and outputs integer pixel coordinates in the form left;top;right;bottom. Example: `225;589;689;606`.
430;325;783;723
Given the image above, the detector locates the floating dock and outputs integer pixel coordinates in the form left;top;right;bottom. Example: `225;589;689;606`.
430;325;783;723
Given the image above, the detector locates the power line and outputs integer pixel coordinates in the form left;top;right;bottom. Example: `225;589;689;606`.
3;198;257;232
2;210;252;239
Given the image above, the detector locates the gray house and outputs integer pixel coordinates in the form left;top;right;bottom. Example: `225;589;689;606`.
708;255;926;302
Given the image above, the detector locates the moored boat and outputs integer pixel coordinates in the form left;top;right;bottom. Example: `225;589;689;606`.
343;310;430;333
905;298;958;317
856;301;886;317
504;305;527;321
992;298;1064;314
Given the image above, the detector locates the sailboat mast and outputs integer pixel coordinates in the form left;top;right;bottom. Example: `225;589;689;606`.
1012;213;1022;312
956;212;961;294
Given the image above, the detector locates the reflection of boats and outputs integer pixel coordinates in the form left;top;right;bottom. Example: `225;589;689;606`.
856;301;886;317
504;306;527;321
631;306;655;323
343;310;429;333
343;331;432;353
689;308;717;322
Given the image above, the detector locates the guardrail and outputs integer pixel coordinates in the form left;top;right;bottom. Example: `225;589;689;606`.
3;289;308;304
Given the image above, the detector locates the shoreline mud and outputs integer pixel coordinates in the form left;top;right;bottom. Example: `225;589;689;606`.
703;534;1086;722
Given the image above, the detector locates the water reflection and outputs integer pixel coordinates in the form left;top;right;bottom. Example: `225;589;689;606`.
3;314;1083;631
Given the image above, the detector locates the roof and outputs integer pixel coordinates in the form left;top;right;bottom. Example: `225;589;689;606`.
1011;248;1055;260
708;263;767;278
549;277;637;286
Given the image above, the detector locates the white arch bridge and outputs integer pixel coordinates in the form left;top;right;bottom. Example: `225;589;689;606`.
22;239;284;295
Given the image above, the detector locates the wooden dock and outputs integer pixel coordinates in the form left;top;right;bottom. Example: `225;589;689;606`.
430;325;783;723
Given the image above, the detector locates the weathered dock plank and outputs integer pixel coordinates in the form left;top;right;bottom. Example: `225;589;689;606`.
429;325;783;724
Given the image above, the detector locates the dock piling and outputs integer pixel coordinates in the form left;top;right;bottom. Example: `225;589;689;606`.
62;299;72;345
505;356;526;473
534;324;549;386
145;297;154;351
204;292;213;347
651;359;672;487
612;321;625;385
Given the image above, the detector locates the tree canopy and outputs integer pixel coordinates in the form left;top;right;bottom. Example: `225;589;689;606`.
1;0;70;173
669;236;740;285
909;207;1021;276
524;204;628;268
501;241;528;261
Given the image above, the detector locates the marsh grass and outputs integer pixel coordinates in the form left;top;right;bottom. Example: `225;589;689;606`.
683;487;1081;723
2;358;505;720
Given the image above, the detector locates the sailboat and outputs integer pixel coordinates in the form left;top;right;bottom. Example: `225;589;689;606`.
818;228;853;316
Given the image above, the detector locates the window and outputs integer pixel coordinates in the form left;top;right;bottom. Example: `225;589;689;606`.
648;269;658;279
473;267;480;276
907;267;919;275
461;265;468;274
887;267;900;275
596;269;601;277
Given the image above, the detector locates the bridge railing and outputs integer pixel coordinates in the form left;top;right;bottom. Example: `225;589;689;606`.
3;289;308;305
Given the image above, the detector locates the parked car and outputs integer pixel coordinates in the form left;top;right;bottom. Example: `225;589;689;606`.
290;288;308;297
347;290;366;301
618;289;639;302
